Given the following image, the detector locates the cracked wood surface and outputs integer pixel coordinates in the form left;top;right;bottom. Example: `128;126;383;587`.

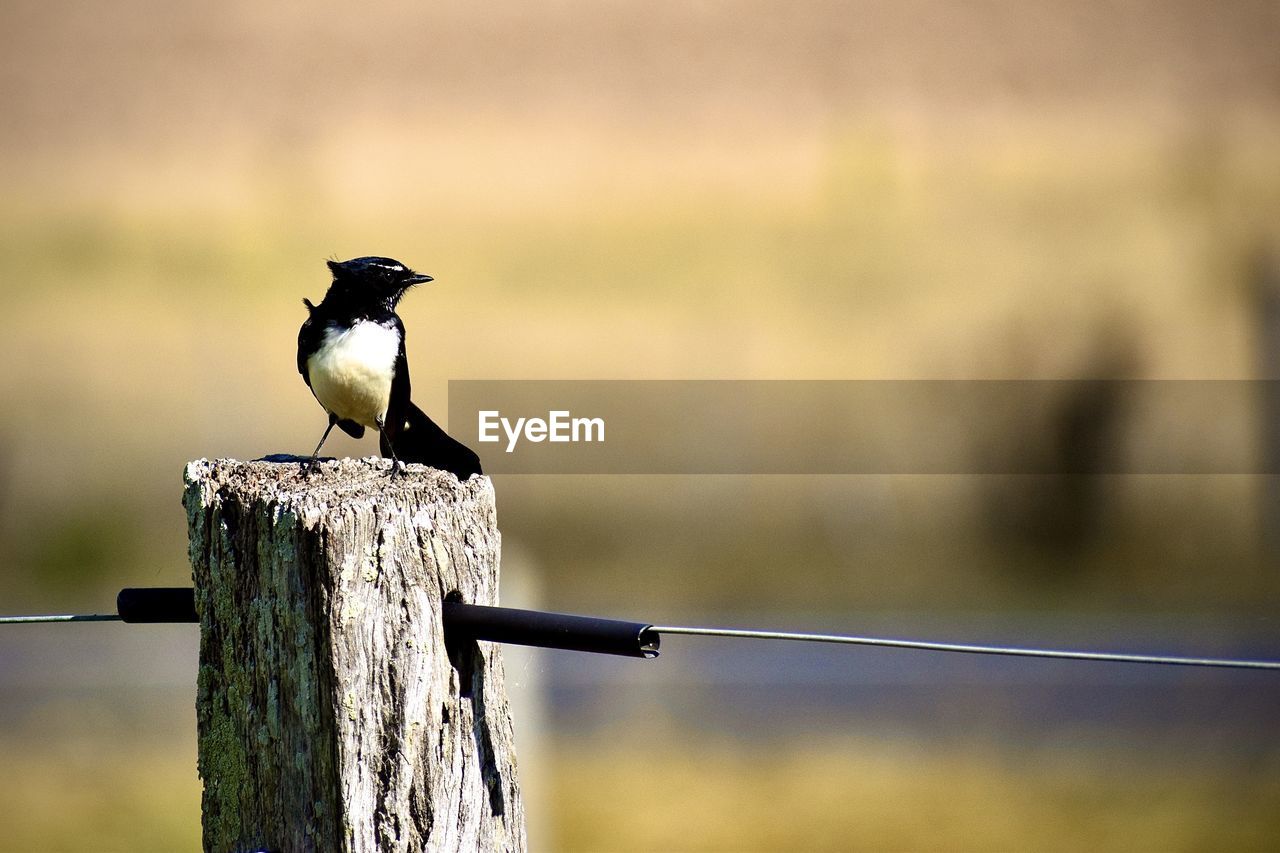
185;457;525;853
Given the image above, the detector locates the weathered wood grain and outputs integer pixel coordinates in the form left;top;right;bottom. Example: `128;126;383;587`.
185;457;525;853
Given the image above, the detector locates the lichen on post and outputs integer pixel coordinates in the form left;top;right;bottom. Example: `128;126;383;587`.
184;457;526;853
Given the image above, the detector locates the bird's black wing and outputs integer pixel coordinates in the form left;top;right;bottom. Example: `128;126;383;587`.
385;313;412;441
336;420;365;439
381;402;483;479
297;308;321;384
297;305;365;439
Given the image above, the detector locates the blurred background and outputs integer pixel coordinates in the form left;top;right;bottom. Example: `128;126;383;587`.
2;0;1280;849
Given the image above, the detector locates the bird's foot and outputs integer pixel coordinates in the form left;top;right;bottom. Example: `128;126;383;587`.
300;458;323;478
387;459;407;479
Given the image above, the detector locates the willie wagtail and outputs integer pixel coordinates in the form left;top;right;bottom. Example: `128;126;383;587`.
297;256;483;479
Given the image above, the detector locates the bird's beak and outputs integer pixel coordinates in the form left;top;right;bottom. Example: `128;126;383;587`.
407;273;434;285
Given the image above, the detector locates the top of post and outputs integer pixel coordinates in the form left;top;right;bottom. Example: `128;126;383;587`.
183;456;494;517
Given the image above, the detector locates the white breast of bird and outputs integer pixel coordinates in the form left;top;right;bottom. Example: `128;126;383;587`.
307;320;400;429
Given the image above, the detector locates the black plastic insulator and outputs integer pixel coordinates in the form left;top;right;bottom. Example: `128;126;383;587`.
442;601;659;659
116;587;198;623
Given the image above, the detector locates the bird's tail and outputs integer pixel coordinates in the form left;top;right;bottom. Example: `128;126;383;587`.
381;402;483;479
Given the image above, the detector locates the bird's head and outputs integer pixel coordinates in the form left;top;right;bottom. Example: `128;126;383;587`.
325;256;433;309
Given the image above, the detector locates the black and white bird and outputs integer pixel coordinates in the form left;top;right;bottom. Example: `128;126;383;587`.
296;256;483;479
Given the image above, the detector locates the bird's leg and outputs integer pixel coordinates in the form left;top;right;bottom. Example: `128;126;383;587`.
376;415;406;478
303;414;338;476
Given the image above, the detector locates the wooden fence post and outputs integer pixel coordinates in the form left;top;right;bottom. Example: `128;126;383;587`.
184;458;526;853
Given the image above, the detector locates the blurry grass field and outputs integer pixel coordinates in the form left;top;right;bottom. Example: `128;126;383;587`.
0;699;202;852
552;734;1280;852
1;742;201;852
1;117;1278;852
3;719;1276;852
0;118;1278;615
